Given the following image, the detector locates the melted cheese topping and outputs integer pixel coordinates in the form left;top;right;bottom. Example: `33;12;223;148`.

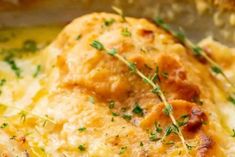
0;13;235;157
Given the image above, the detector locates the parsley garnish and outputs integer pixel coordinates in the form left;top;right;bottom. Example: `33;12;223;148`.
122;114;132;121
104;18;115;26
78;127;86;132
119;146;127;154
154;122;163;133
0;79;6;86
228;95;235;105
78;144;86;152
0;122;8;129
76;34;82;40
132;103;144;116
33;65;41;78
231;129;235;137
149;132;160;141
5;58;21;78
19;111;27;123
112;112;119;116
122;28;131;37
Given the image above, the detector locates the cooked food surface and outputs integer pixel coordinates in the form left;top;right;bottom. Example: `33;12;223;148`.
0;13;235;157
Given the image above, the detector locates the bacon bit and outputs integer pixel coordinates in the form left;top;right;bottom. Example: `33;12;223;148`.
197;133;213;157
186;107;207;132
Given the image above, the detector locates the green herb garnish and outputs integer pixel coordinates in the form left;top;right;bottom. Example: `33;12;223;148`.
5;58;21;78
122;28;131;37
211;66;222;74
119;146;127;154
149;132;161;141
107;48;117;56
90;40;104;51
112;112;119;116
163;103;173;116
165;126;173;136
76;34;82;40
132;103;144;116
33;65;41;78
154;17;235;93
0;79;6;86
78;144;86;152
177;114;189;127
90;40;189;151
0;122;8;129
122;114;132;121
78;127;86;132
231;129;235;137
104;18;115;26
228;95;235;105
154;122;163;133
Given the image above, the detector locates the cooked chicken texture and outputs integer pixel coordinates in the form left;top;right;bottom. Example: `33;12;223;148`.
0;13;235;157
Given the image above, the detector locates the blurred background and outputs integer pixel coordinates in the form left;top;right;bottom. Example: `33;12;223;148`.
0;0;235;45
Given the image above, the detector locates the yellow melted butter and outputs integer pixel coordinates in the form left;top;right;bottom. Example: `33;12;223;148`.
0;25;63;80
0;25;63;156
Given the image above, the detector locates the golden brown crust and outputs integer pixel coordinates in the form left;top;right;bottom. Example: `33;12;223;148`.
157;54;200;102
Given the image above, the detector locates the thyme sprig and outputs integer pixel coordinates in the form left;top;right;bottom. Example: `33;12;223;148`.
154;17;235;90
1;104;55;124
90;40;189;151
